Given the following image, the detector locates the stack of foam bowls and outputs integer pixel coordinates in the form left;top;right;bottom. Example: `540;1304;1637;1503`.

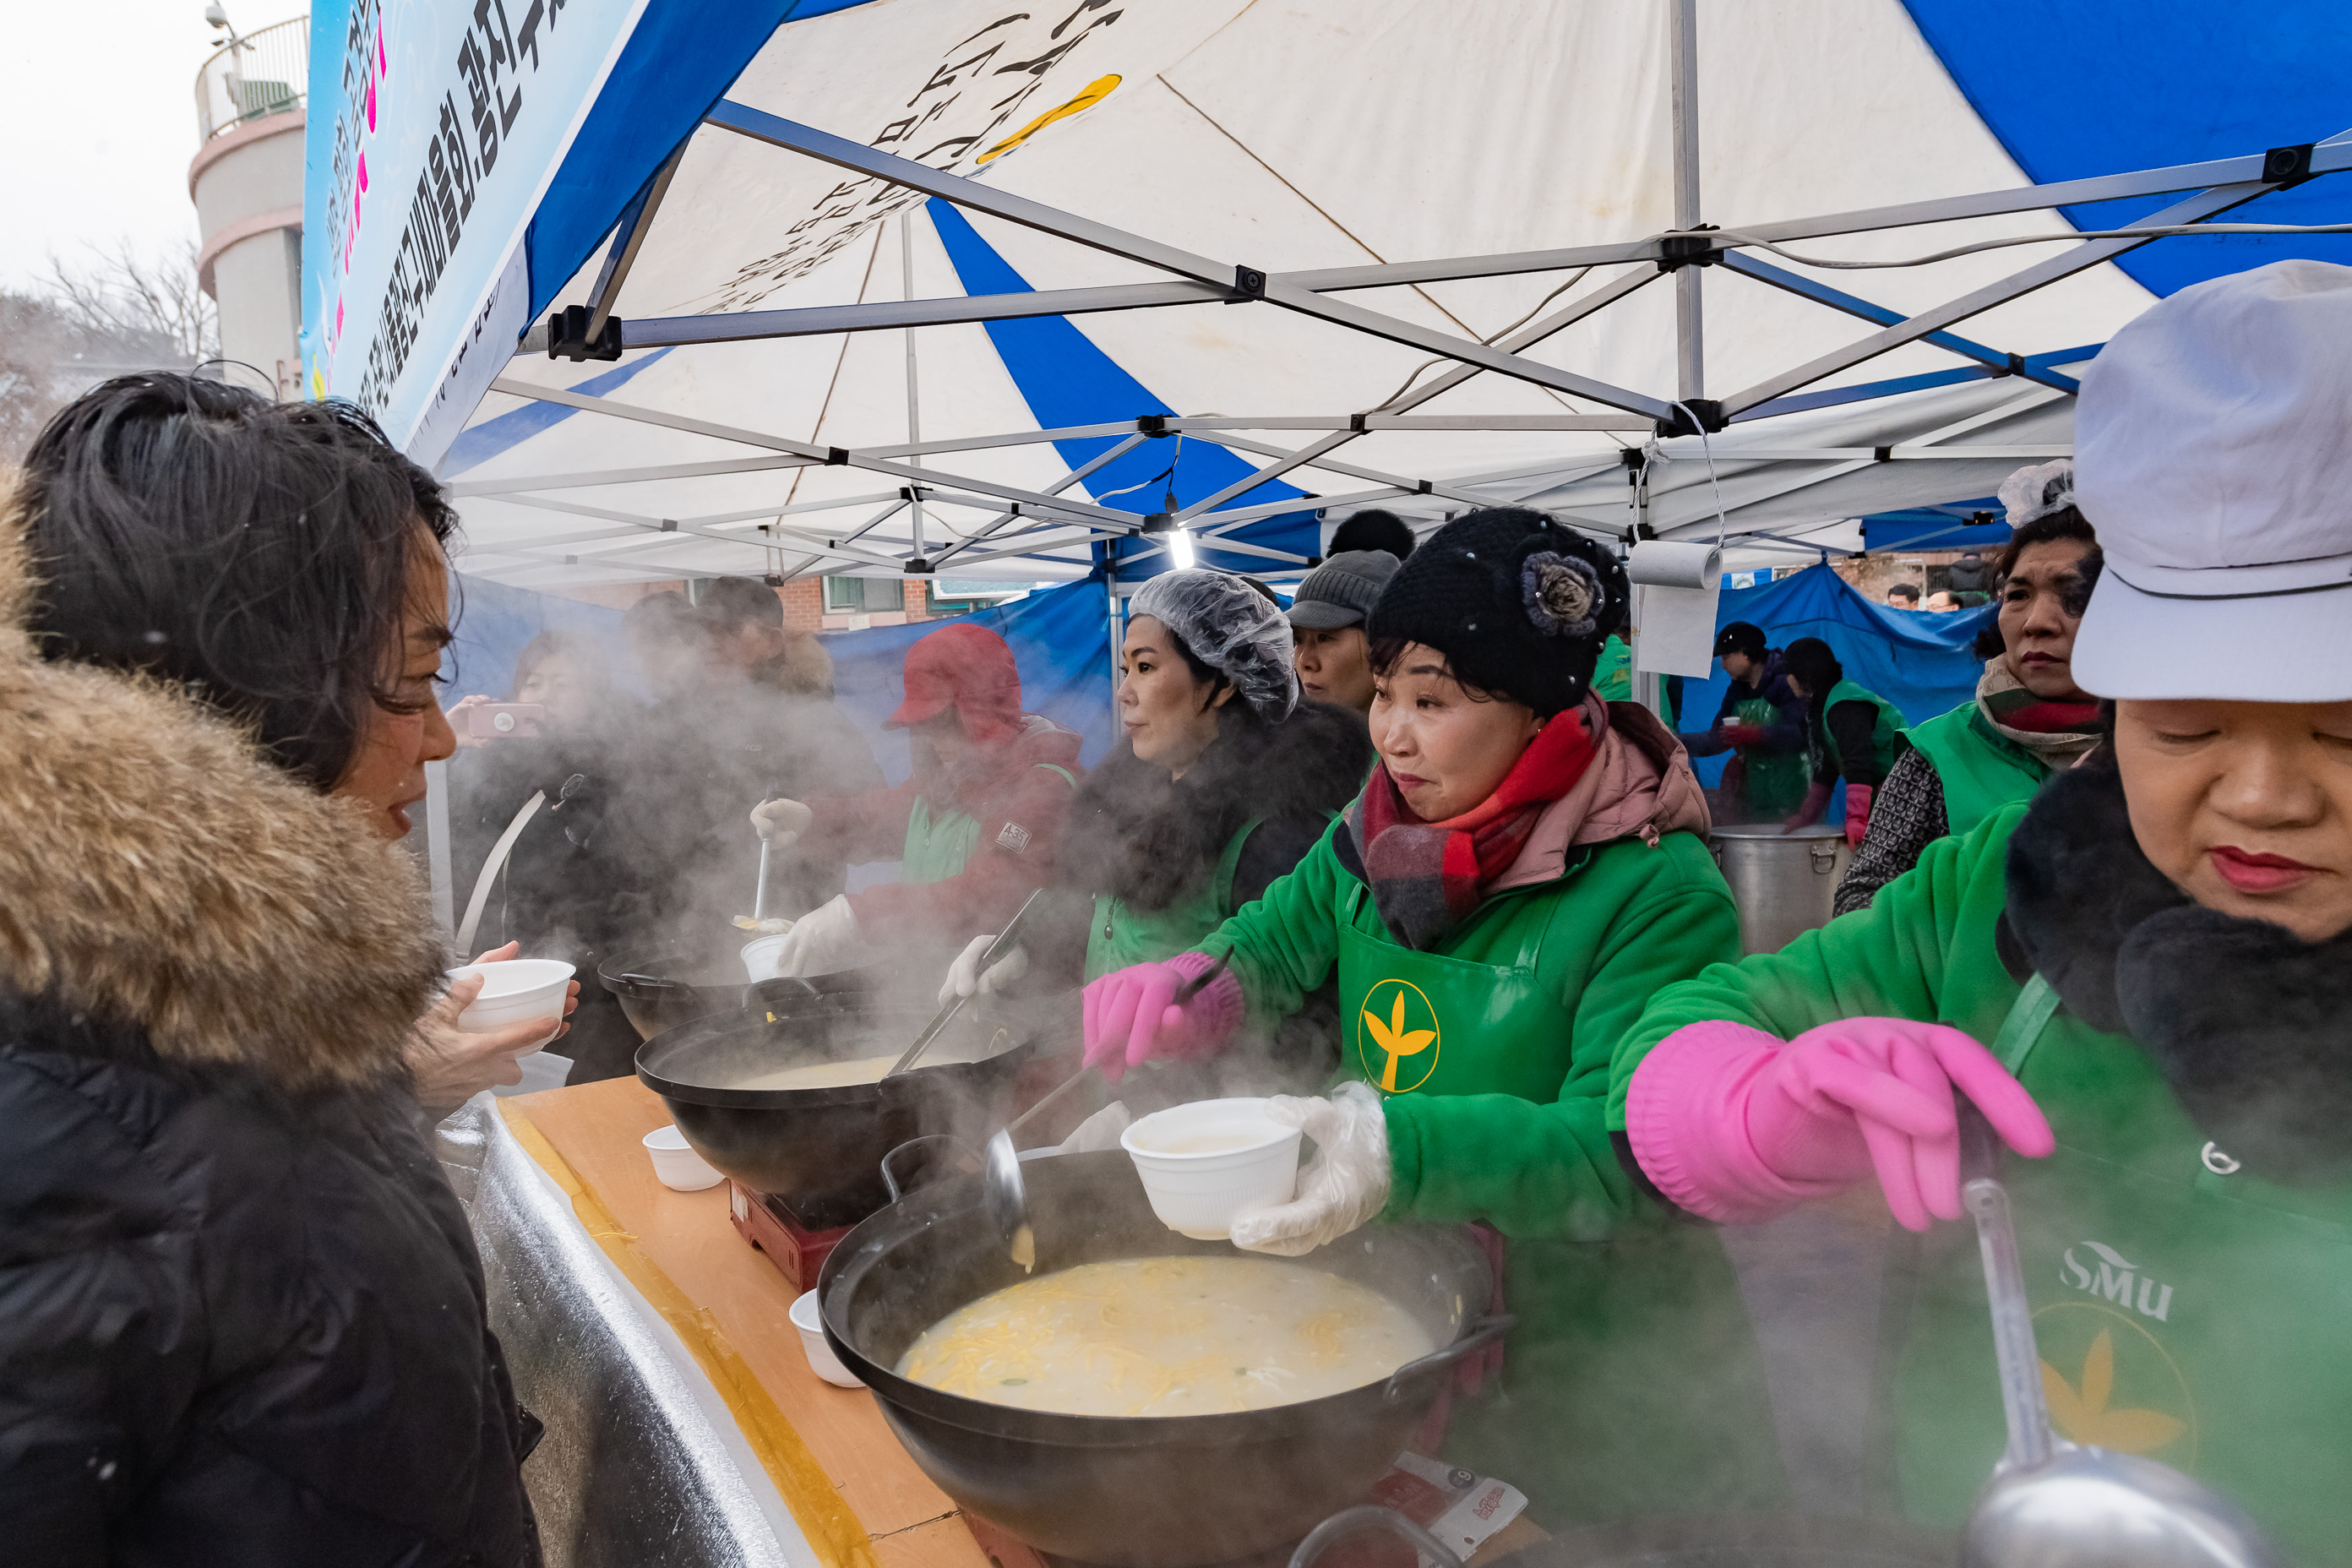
790;1289;863;1388
1119;1097;1304;1241
447;958;574;1047
740;934;790;983
641;1124;725;1191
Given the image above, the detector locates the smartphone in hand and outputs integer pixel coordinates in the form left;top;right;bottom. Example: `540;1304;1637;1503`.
466;702;547;738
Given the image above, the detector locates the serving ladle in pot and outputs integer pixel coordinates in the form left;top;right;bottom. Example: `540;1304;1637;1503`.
983;948;1234;1270
1957;1118;2284;1568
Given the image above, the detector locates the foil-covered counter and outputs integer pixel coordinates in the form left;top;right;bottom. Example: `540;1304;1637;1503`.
439;1097;818;1568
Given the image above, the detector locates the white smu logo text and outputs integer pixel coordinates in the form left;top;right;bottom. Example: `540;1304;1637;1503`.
2060;1241;2174;1321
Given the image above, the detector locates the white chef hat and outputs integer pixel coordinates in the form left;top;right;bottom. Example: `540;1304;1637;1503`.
2072;259;2352;702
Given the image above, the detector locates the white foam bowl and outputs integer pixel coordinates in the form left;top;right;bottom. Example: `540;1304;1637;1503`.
1119;1097;1303;1241
790;1288;863;1388
741;934;789;983
447;959;574;1047
642;1124;726;1192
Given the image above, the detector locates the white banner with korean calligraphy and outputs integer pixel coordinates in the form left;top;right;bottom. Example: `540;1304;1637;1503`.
301;0;647;455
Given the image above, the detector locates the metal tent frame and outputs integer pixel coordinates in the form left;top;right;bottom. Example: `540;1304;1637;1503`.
456;3;2349;592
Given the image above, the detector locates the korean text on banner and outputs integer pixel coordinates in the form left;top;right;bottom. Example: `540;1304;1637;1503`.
300;0;647;460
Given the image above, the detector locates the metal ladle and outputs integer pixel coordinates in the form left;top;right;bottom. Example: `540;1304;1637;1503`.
984;948;1233;1270
1958;1124;2284;1568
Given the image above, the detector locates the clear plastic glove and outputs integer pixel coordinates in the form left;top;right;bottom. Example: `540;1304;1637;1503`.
938;931;1028;1008
749;796;814;847
1048;1100;1133;1155
1625;1017;2055;1233
1843;783;1875;848
763;894;884;978
1230;1083;1391;1256
1080;952;1244;1085
406;941;581;1114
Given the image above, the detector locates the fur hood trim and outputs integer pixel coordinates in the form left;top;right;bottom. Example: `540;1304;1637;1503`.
1490;700;1713;892
0;504;442;1089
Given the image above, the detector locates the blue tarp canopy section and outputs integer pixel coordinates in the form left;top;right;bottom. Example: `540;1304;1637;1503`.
1676;564;1993;806
444;577;1117;788
1857;501;2007;553
1903;1;2352;300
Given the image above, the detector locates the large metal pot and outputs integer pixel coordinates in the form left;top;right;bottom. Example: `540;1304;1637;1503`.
600;948;865;1043
1707;823;1852;955
818;1150;1505;1568
635;988;1036;1228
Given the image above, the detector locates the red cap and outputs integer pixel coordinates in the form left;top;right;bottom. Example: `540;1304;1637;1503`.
886;623;1022;742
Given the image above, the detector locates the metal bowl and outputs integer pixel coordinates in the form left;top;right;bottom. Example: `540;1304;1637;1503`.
818;1150;1503;1568
634;988;1036;1229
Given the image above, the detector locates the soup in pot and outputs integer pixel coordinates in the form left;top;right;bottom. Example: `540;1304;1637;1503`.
728;1053;900;1091
894;1256;1435;1417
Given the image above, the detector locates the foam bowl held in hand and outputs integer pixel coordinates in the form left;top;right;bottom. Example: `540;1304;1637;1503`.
446;959;574;1045
790;1288;863;1388
1119;1097;1302;1241
642;1124;726;1191
740;933;791;983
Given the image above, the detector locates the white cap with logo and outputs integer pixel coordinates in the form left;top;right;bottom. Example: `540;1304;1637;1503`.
2072;259;2352;703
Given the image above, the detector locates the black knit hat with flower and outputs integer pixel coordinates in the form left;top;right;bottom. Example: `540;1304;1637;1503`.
1364;507;1630;716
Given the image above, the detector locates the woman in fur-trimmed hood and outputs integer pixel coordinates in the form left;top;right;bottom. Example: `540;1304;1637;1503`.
0;377;542;1565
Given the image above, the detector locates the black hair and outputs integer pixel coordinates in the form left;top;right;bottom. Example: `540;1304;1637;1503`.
622;590;698;641
1364;634;1513;708
1974;509;2104;659
698;574;785;629
19;373;456;791
1161;623;1272;743
510;629;614;701
1328;508;1417;562
1886;581;1920;603
1780;636;1844;707
1715;620;1768;660
1239;575;1282;607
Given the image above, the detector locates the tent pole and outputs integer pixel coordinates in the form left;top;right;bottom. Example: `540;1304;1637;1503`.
901;210;925;564
1669;0;1703;402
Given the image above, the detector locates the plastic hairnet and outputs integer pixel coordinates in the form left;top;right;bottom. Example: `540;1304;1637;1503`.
1128;569;1301;721
1998;459;2076;528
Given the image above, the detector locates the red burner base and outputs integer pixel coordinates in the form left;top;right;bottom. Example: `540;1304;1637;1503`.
727;1181;853;1293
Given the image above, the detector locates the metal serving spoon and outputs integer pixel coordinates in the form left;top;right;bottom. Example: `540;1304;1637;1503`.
983;948;1233;1271
1957;1119;2284;1568
885;888;1048;1079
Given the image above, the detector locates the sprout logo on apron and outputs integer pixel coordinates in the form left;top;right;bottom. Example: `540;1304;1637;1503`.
1357;978;1441;1092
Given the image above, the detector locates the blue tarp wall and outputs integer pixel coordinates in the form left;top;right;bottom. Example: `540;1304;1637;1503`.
444;574;1118;787
1679;564;1994;814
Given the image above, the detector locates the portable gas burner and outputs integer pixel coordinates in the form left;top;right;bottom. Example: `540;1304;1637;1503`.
726;1180;856;1293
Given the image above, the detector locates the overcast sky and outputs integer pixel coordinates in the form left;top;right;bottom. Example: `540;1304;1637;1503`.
1;0;308;293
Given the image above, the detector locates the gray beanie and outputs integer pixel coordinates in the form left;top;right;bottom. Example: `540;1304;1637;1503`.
1286;550;1402;630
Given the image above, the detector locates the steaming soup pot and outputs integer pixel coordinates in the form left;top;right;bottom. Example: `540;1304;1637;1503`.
601;949;873;1043
817;1150;1504;1568
634;983;1037;1229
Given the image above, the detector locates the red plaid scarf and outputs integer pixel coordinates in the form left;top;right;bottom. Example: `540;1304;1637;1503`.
1353;703;1603;950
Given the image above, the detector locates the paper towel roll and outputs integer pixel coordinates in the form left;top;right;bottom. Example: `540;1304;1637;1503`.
1628;540;1725;679
1626;540;1723;589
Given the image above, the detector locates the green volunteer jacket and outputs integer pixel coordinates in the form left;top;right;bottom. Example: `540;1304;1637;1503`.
1898;700;2054;836
1614;805;2352;1561
1202;818;1787;1523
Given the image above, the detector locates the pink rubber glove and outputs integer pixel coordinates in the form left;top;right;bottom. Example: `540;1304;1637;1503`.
1782;781;1833;832
1625;1018;2055;1233
1080;951;1244;1085
1843;783;1875;848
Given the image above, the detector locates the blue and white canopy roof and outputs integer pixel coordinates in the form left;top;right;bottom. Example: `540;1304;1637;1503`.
302;0;2352;590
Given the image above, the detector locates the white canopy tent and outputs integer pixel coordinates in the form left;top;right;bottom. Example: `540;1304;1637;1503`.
305;0;2351;593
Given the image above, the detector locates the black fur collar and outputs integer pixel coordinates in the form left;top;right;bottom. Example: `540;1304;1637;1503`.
1057;701;1372;912
2004;761;2352;1184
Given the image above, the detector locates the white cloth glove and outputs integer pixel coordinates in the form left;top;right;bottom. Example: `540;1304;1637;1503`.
1229;1081;1391;1257
749;796;814;847
763;895;883;978
937;931;1031;1007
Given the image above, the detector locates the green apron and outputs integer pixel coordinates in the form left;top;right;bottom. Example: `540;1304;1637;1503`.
1592;634;1632;703
1332;881;1569;1101
1327;875;1788;1522
1895;976;2352;1562
1812;678;1903;784
1732;691;1810;816
1084;819;1258;983
901;763;1077;885
1901;703;2051;836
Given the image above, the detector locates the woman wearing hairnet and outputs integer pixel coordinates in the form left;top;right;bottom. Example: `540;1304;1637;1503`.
1077;510;1785;1523
939;569;1370;1083
1604;263;2352;1561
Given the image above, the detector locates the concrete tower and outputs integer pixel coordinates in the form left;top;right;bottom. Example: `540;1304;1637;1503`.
190;13;308;400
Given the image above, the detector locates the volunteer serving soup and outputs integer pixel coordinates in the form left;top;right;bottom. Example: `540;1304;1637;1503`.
1614;262;2352;1562
1079;509;1783;1523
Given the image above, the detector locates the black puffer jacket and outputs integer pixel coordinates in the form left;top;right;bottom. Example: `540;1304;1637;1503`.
0;527;541;1566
